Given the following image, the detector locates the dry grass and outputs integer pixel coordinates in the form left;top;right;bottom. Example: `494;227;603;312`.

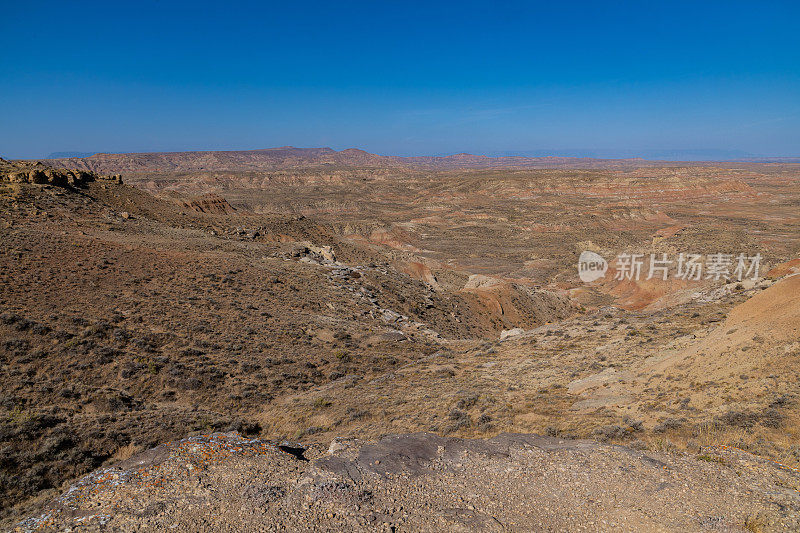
110;443;142;463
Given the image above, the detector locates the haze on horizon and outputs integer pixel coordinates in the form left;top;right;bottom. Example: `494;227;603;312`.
1;0;798;160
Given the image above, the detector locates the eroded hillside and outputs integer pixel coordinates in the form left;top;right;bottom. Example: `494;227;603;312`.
0;164;572;523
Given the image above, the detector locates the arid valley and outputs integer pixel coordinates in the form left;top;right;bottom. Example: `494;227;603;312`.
1;149;799;531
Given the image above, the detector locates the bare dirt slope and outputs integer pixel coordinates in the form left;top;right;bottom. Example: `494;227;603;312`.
647;273;800;380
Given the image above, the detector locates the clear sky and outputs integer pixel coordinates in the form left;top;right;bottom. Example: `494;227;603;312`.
1;0;798;159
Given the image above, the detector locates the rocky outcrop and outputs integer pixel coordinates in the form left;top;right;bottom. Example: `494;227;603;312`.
1;158;121;188
461;275;574;330
287;241;337;264
15;431;800;532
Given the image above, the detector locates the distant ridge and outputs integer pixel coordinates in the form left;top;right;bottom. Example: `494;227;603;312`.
37;146;800;173
491;148;774;161
46;151;96;159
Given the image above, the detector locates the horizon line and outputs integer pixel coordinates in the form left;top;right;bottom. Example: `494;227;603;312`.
18;146;800;163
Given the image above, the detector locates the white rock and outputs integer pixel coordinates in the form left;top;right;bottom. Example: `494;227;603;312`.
500;327;524;340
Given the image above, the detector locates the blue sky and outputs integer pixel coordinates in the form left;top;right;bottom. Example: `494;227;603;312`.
1;1;798;159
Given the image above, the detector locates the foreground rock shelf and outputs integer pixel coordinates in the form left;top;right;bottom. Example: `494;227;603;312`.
16;431;800;532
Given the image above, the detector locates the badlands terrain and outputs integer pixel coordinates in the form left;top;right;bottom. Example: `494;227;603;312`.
1;149;800;531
